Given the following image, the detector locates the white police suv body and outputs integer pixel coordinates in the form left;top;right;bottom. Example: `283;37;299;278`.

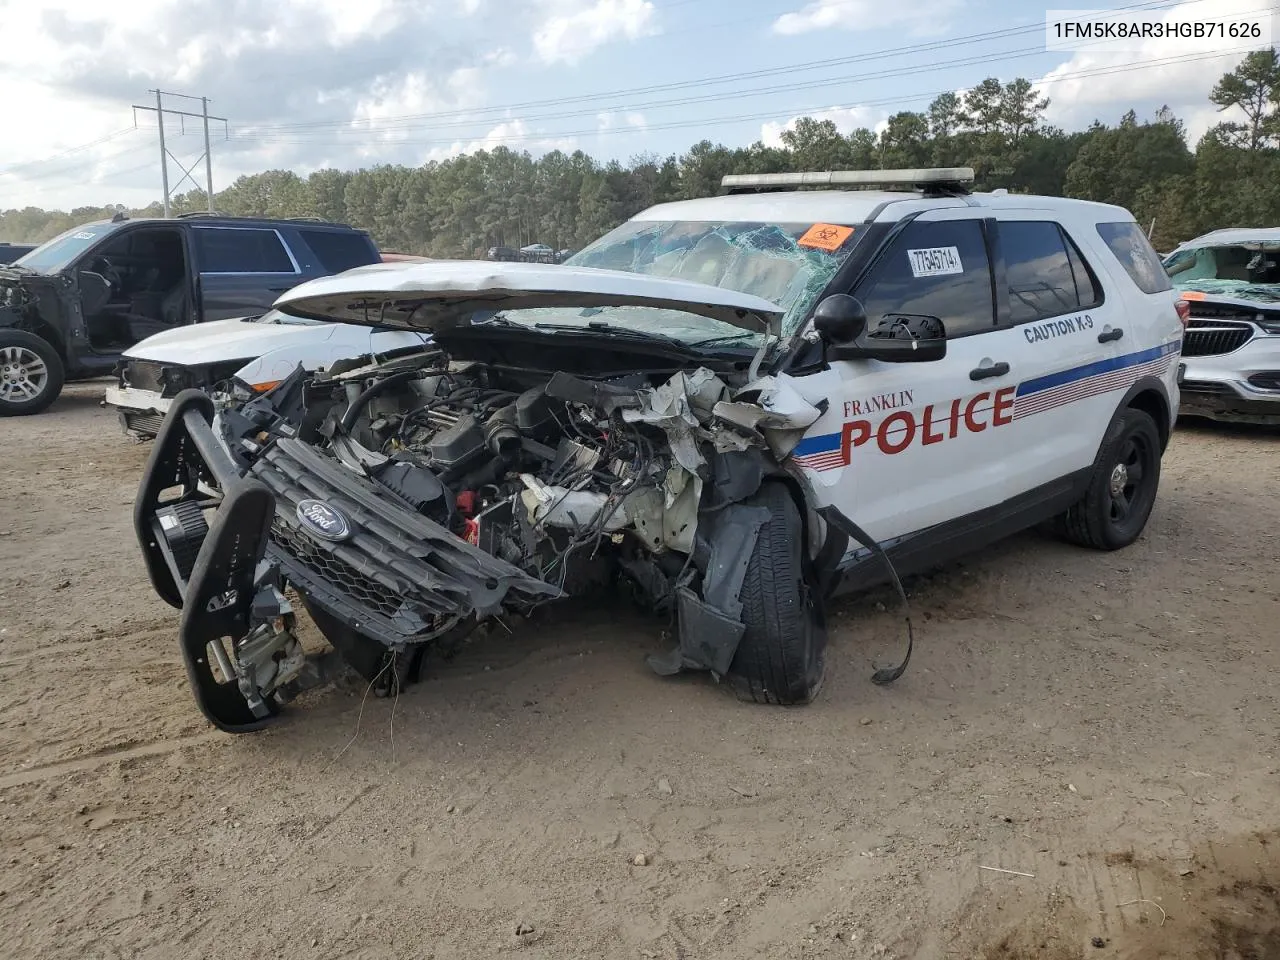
133;168;1186;732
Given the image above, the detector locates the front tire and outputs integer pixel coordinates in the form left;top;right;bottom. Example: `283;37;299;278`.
1051;407;1162;550
727;482;827;705
0;330;65;416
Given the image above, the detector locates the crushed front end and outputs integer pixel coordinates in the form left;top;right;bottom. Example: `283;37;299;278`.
135;342;826;732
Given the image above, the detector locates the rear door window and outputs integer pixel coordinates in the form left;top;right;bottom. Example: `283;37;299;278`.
1000;221;1103;323
298;229;377;273
855;219;995;338
193;227;297;274
1095;221;1171;294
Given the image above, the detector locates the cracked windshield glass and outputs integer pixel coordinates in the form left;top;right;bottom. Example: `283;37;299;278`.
1164;242;1280;302
502;220;860;346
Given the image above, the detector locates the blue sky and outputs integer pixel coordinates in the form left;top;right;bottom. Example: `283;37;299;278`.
0;0;1267;210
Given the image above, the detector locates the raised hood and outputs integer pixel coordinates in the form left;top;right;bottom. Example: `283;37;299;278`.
123;316;358;366
272;260;785;334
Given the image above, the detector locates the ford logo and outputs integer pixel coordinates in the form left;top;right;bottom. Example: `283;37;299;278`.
296;499;352;542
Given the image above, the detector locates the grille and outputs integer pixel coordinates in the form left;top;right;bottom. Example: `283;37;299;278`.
122;410;165;436
1182;319;1253;357
269;517;405;620
124;360;166;392
1179;380;1232;397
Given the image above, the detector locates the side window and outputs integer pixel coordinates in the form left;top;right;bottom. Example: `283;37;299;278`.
194;228;296;274
856;219;995;338
298;229;378;273
1095;221;1172;294
1000;221;1102;324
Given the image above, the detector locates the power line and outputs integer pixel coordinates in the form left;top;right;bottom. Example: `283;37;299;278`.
225;38;1270;150
0;128;137;177
232;0;1197;134
9;139;157;184
223;45;1271;152
232;44;1049;142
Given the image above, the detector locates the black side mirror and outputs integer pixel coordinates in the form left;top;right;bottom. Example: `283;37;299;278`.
813;294;867;344
827;310;948;363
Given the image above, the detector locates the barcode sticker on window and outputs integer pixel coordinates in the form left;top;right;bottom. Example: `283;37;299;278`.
907;246;963;277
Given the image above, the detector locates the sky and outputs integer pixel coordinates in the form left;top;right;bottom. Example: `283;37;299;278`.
0;0;1271;211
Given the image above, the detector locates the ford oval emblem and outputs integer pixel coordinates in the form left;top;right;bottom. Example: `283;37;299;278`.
296;499;351;542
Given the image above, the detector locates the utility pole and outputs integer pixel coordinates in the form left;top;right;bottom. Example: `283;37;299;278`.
132;90;228;216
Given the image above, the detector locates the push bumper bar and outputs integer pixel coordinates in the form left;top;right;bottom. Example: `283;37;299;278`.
135;389;564;732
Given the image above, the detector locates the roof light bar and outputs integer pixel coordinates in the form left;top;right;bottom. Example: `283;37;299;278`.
721;167;975;191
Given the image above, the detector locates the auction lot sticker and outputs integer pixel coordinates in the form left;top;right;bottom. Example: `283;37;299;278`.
907;246;963;277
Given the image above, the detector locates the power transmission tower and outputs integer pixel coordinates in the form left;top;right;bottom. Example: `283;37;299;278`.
131;90;228;217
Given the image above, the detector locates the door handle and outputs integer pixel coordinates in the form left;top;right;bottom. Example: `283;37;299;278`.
969;361;1010;381
1097;327;1124;343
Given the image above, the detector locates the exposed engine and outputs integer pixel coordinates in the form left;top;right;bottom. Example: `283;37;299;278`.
242;351;708;618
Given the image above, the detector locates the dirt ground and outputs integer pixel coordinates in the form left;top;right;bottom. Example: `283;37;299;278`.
1;381;1278;960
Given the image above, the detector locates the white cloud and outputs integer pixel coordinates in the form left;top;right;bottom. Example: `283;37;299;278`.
772;0;959;37
1036;0;1264;141
760;105;885;147
422;119;578;163
532;0;658;65
597;111;648;133
352;68;485;130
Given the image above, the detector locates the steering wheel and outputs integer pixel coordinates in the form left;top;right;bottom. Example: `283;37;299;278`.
88;256;123;295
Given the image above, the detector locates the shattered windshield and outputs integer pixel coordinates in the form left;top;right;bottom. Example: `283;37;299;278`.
13;222;118;274
499;219;860;345
1163;243;1280;302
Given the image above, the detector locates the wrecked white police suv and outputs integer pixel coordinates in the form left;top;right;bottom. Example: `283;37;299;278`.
134;169;1186;732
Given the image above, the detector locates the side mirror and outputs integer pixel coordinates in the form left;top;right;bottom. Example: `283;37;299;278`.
813;294;867;344
829;311;948;363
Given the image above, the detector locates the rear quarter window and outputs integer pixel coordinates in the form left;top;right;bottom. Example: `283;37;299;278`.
194;227;296;274
1000;221;1103;324
298;229;378;273
1095;221;1171;294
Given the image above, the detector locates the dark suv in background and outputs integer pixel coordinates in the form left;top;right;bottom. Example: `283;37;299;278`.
0;243;36;265
0;213;381;415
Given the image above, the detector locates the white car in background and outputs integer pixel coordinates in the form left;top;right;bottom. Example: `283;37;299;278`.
104;307;430;437
1162;228;1280;424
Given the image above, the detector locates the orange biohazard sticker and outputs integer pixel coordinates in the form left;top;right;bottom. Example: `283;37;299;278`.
798;223;854;252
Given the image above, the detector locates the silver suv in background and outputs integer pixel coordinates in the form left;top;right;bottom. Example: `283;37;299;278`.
1163;228;1280;425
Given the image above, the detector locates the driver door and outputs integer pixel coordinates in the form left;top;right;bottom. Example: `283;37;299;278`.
790;210;1020;544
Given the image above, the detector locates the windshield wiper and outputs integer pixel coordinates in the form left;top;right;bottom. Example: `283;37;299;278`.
533;320;755;351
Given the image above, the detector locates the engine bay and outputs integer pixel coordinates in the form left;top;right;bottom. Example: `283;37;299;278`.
319;354;688;600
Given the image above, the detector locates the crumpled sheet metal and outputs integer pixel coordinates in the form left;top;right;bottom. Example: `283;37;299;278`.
646;502;771;679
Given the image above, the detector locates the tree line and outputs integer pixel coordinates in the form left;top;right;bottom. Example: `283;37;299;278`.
5;50;1280;256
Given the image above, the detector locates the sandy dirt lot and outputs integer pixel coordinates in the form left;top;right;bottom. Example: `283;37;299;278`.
1;381;1278;960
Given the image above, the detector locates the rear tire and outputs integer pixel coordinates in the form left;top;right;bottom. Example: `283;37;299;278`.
1049;407;1162;551
0;330;64;416
727;482;827;705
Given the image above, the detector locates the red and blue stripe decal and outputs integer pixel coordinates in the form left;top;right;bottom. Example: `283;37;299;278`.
791;340;1180;473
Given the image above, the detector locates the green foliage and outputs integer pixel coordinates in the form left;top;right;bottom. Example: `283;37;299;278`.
3;58;1278;253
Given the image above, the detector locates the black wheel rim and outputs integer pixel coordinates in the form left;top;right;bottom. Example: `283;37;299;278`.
1106;432;1156;533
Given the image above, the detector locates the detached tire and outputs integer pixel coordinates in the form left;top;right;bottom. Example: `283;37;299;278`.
1050;407;1162;550
727;482;827;705
0;330;65;417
